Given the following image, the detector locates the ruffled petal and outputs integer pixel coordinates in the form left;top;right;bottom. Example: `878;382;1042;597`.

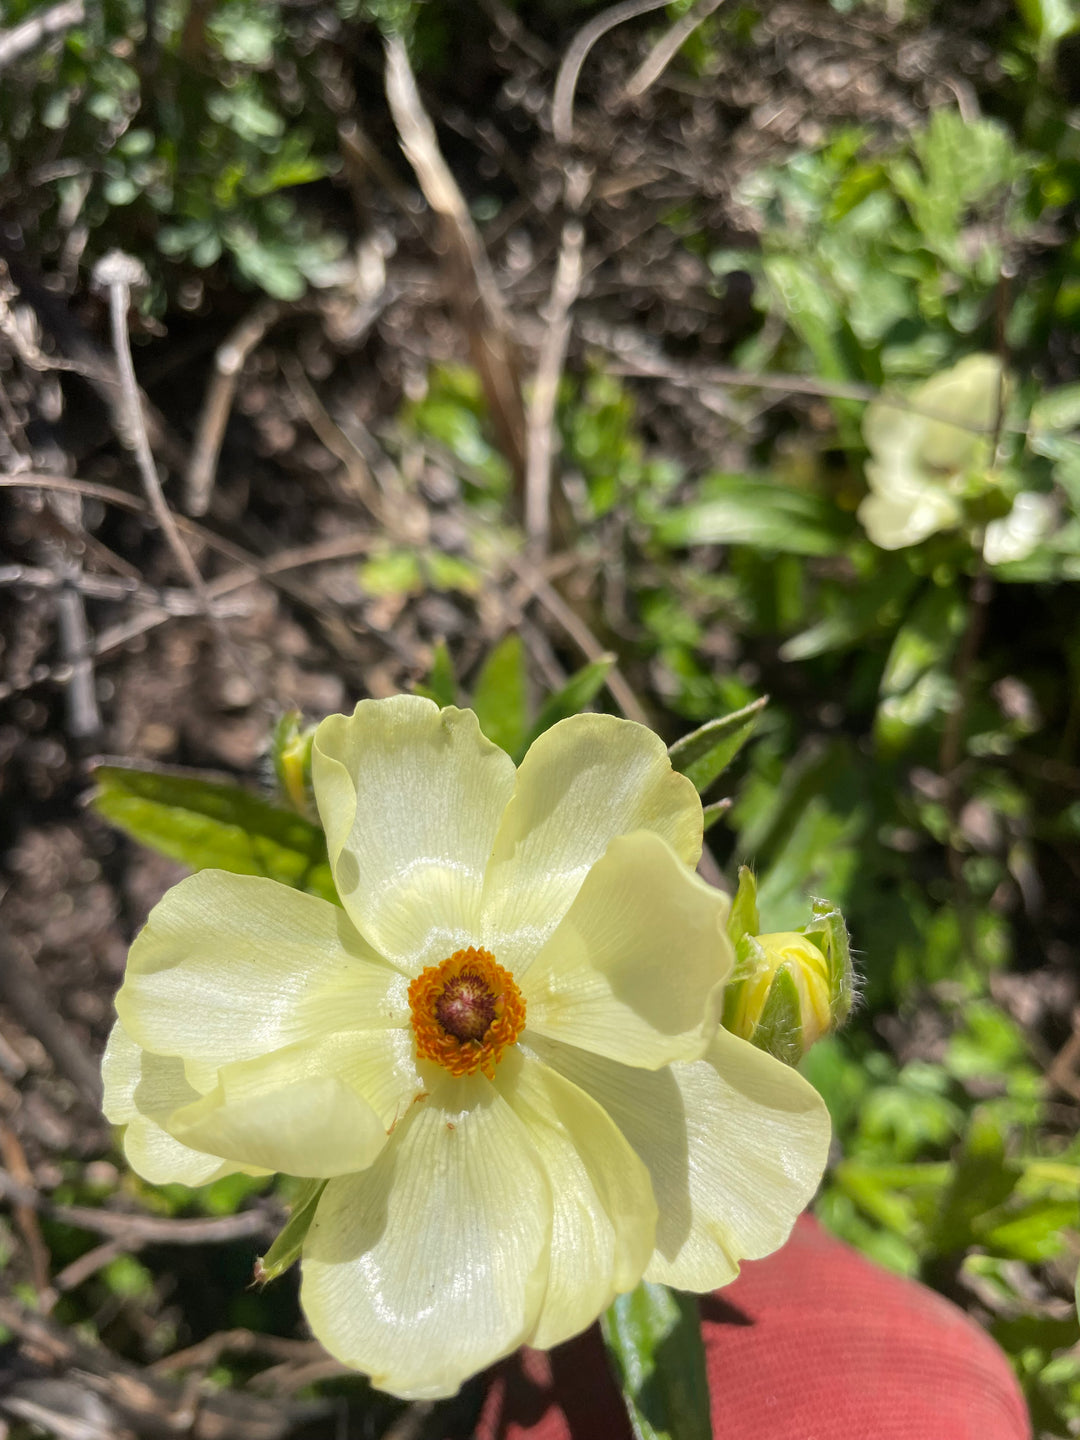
313;697;516;973
533;1026;830;1292
115;870;406;1068
499;1048;656;1351
101;1022;252;1187
166;1030;420;1178
480;714;703;970
300;1072;551;1399
519;832;731;1068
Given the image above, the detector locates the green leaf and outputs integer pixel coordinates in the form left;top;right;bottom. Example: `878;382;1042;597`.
879;585;966;699
601;1282;711;1440
727;865;760;945
517;655;615;761
255;1180;326;1284
657;476;851;556
1030;382;1080;435
668;697;768;794
701;797;732;832
92;764;337;904
414;640;459;708
472;634;528;756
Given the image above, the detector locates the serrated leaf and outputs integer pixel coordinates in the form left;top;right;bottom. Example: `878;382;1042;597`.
472;634;528;756
255;1180;326;1284
92;764;337;903
516;655;614;760
601;1282;711;1440
668;697;767;794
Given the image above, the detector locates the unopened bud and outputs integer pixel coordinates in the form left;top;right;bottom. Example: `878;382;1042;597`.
723;869;853;1065
271;711;317;819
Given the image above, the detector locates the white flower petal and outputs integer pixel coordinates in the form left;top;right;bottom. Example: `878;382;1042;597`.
481;714;703;969
985;491;1056;565
300;1073;551;1399
313;697;516;973
915;354;1001;472
115;871;406;1067
534;1026;830;1291
101;1022;253;1187
857;484;959;550
167;1033;410;1178
500;1049;656;1351
520;832;731;1068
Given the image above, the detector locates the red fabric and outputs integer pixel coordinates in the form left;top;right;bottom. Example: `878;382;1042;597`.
476;1216;1031;1440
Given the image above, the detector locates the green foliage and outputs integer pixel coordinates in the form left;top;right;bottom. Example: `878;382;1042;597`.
667;697;767;794
255;1179;326;1283
601;1283;712;1440
92;763;337;902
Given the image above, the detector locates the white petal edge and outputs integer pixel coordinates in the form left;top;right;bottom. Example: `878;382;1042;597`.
480;714;704;972
101;1021;254;1187
166;1033;411;1179
533;1026;830;1292
115;870;407;1068
499;1048;656;1351
313;697;516;974
520;831;731;1068
300;1072;551;1399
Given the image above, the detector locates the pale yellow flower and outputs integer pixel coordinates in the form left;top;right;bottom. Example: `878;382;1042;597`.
103;697;830;1399
858;354;1003;550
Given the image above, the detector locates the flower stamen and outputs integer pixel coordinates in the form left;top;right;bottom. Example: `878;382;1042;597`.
409;947;525;1078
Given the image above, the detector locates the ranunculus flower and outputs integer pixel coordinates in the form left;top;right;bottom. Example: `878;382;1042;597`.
858;353;1003;550
102;698;830;1399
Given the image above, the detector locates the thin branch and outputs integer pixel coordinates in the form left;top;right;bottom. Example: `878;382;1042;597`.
525;217;584;557
91;253;207;597
0;1169;275;1244
552;0;671;145
582;318;1012;435
0;0;84;72
622;0;727;100
184;298;282;516
384;37;527;488
0;937;103;1106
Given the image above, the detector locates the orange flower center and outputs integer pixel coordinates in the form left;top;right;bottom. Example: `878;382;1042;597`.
408;947;525;1079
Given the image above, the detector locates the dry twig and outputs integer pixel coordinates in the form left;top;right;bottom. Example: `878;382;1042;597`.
525;216;584;558
184;299;283;517
622;0;727;100
551;0;671;145
384;36;527;488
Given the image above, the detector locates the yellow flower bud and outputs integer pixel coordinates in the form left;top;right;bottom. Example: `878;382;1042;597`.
725;932;832;1062
271;710;317;819
723;868;853;1065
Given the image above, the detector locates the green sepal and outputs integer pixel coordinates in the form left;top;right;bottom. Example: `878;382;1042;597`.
254;1179;327;1284
271;710;316;819
749;964;804;1067
601;1282;711;1440
726;865;760;946
803;898;854;1027
92;763;338;904
471;634;528;756
516;655;615;761
667;696;767;795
